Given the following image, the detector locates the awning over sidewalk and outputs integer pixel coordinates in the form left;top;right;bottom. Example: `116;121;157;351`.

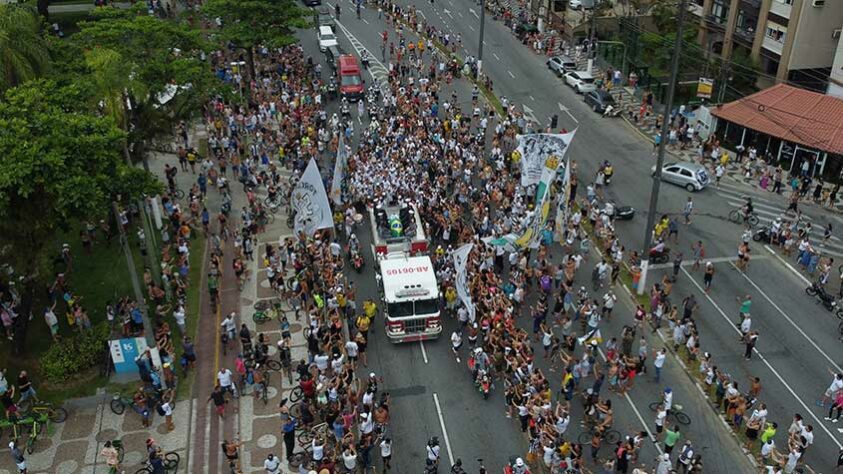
711;84;843;156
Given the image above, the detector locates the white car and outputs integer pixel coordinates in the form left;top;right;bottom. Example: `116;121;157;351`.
546;55;577;77
650;162;711;192
317;25;338;52
569;0;594;10
564;71;597;94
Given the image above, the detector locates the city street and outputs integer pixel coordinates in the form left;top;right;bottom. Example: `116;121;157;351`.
316;1;843;472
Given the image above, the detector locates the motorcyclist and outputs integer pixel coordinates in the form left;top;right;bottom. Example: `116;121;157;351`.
509;458;528;474
450;459;466;474
470;347;490;381
335;2;340;17
361;50;369;69
602;161;613;180
348;233;360;255
649;239;667;257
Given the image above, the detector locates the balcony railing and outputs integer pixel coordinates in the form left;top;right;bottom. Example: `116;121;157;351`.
734;26;756;44
705;14;728;31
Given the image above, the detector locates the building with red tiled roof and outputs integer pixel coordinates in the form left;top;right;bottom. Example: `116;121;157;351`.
711;84;843;180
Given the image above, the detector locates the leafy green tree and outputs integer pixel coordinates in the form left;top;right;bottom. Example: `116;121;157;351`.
202;0;311;80
0;4;50;92
73;6;215;166
0;80;158;351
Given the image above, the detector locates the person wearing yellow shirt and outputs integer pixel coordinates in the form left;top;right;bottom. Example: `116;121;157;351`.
363;299;377;319
356;313;371;337
444;286;457;314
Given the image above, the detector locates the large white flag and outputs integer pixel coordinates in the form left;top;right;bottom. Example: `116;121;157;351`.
291;158;334;236
517;131;576;187
330;135;348;204
452;243;476;322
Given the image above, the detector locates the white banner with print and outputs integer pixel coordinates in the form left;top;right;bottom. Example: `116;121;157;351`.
292;157;334;236
452;243;476;322
517;131;576;187
330;134;348;204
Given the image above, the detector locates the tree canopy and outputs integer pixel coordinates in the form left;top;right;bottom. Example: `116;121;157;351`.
202;0;311;78
0;80;158;278
0;4;50;92
72;6;215;163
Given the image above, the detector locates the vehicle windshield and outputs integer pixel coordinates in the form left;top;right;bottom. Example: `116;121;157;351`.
387;301;414;318
322;33;336;41
414;298;439;316
341;74;362;87
581;77;594;84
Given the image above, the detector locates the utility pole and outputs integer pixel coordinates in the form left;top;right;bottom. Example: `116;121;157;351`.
639;0;688;294
477;0;487;78
113;201;154;347
587;1;597;73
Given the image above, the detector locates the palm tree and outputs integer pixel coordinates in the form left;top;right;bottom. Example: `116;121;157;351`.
0;4;50;92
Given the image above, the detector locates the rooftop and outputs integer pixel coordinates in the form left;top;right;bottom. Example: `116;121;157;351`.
711;84;843;155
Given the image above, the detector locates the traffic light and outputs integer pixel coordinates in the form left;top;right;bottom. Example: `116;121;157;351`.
551;114;559;130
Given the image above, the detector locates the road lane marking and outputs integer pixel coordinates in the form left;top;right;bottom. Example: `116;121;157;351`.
420;340;429;363
458;10;463;17
765;245;812;285
469;7;479;18
492;52;500;61
418;10;426;19
362;18;369;24
468;24;475;31
187;399;198;474
529;95;535;101
681;266;843;450
433;393;455;466
507;70;515;78
202;403;211;474
728;261;842;373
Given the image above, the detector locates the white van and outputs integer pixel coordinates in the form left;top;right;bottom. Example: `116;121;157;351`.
378;256;442;343
317;26;338;52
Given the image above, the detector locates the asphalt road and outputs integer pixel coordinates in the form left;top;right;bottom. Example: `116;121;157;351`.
299;9;756;474
297;1;843;471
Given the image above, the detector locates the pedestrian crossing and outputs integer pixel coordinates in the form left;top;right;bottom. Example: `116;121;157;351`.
713;181;843;257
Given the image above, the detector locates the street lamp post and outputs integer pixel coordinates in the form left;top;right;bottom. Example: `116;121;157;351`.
477;0;487;78
639;0;688;294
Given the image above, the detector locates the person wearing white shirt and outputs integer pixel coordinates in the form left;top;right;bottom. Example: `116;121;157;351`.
314;352;329;372
380;438;392;470
263;454;281;474
450;331;463;362
653;349;666;383
217;368;237;398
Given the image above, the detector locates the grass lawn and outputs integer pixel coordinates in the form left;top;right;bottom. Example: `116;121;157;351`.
0;227;146;404
1;219;207;405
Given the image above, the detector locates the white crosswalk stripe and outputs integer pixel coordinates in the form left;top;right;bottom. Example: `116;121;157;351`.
714;185;843;257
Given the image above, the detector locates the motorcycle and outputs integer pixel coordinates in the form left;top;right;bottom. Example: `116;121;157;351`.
648;247;671;264
350;248;365;273
467;356;492;399
602;201;634;221
361;52;370;70
805;282;839;312
503;457;530;474
752;227;772;243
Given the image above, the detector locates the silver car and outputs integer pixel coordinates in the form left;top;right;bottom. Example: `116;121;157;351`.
547;56;577;77
650;162;710;192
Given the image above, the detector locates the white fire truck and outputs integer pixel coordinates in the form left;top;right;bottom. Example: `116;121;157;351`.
369;203;441;343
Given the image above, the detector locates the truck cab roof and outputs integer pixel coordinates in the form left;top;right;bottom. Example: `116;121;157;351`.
379;256;439;302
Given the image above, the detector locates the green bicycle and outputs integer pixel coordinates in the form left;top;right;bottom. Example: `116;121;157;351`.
0;415;27;442
25;412;50;454
18;400;68;424
252;299;282;324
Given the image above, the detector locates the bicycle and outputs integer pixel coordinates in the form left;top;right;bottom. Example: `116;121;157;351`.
0;416;26;442
18;400;68;423
222;330;232;356
648;401;691;425
577;425;621;445
25;412;50;454
728;209;759;227
296;421;332;447
110;393;145;416
134;451;180;473
252;302;281;324
110;438;127;463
